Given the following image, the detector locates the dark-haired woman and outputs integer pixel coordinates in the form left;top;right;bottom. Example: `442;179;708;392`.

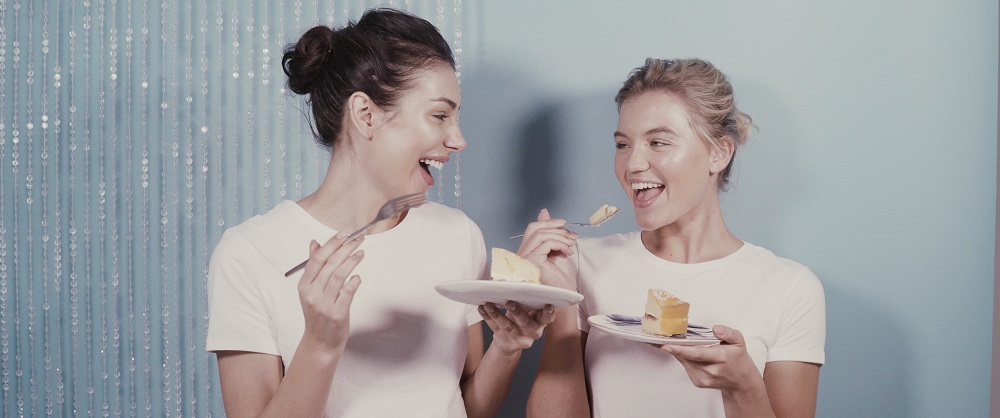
523;58;825;417
206;8;552;417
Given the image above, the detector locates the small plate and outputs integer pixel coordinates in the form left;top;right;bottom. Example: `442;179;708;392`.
435;280;584;310
587;315;721;346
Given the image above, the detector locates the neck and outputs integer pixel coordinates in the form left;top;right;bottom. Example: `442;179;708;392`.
297;149;404;235
640;195;742;264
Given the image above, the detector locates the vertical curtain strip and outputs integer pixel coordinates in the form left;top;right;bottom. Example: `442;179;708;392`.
0;0;465;416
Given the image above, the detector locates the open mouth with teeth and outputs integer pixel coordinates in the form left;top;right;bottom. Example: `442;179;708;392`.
419;158;444;186
632;182;665;205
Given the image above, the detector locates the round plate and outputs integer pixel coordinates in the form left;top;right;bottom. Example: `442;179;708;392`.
587;315;720;346
434;280;583;310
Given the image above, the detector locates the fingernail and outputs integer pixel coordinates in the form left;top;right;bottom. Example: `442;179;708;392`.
507;303;517;312
354;250;365;257
478;306;487;315
545;305;554;314
336;232;348;239
484;304;495;313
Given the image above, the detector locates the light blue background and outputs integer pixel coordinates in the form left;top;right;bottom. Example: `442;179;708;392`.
455;1;998;417
0;1;995;417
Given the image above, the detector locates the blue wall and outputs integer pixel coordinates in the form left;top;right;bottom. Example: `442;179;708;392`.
455;1;998;416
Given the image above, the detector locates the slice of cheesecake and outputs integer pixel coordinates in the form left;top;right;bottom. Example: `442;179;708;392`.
588;204;620;225
641;288;690;336
490;248;540;283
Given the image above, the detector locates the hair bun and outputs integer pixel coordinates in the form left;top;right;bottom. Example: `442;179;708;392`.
282;26;337;95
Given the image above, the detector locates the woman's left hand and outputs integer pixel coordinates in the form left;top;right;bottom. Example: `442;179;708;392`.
660;325;762;392
479;302;556;355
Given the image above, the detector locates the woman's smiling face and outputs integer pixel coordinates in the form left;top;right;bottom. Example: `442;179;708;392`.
614;91;724;231
366;65;466;198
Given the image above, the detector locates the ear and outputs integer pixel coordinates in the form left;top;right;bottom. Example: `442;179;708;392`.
709;137;735;175
346;91;382;140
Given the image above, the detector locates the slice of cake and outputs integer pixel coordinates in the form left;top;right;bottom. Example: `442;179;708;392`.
641;288;690;336
490;248;540;283
588;204;620;225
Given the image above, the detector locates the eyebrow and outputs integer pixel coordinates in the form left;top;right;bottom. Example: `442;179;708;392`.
613;126;677;139
431;97;459;110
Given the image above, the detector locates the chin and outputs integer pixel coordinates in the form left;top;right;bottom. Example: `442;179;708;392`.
634;213;672;232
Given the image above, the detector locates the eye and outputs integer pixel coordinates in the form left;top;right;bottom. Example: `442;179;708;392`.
433;114;448;122
650;139;669;147
615;142;629;150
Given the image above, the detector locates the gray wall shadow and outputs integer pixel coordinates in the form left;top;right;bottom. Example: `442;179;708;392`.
462;62;626;415
818;282;912;417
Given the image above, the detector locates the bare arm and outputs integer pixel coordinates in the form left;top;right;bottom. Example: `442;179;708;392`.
526;308;590;418
461;301;556;418
521;208;590;417
664;326;821;418
215;234;363;417
460;323;520;418
216;338;343;418
762;361;820;418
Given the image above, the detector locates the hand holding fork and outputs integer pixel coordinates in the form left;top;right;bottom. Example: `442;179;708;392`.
284;192;427;277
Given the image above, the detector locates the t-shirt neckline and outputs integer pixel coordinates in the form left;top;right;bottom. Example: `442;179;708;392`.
631;232;752;271
281;199;418;242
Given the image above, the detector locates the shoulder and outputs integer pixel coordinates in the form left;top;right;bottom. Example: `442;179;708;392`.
212;201;302;259
740;243;823;293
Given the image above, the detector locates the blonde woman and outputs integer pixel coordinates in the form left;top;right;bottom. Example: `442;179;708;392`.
524;58;825;417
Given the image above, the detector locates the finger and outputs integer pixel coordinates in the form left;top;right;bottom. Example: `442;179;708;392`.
662;344;722;364
478;306;497;333
302;233;351;284
332;275;362;315
311;236;365;292
520;229;579;255
713;325;745;346
478;304;502;333
521;236;577;264
297;240;322;288
538;208;551;221
537;304;556;326
323;249;365;296
484;303;516;334
504;302;536;331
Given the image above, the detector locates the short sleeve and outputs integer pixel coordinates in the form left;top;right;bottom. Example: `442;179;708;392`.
465;217;489;326
767;267;826;365
205;231;280;354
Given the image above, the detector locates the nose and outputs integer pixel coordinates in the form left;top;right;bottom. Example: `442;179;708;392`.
445;123;467;152
625;146;649;172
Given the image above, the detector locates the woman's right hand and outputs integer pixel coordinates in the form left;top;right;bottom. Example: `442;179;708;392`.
297;233;365;352
517;209;579;291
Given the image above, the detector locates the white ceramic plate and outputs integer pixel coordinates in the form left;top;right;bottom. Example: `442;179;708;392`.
434;280;583;310
587;315;721;346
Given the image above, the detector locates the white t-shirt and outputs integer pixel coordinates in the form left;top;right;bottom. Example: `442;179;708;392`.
206;200;487;417
576;232;825;418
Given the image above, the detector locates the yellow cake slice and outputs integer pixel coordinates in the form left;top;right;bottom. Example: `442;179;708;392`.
641;288;690;336
588;204;620;225
490;248;540;283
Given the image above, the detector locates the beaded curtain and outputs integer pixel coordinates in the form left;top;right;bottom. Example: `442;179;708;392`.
0;0;466;416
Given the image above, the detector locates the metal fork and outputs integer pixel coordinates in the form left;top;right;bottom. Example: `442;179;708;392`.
283;192;427;277
509;210;618;239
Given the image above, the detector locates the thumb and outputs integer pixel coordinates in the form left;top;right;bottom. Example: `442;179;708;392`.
713;325;745;346
538;208;551;221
